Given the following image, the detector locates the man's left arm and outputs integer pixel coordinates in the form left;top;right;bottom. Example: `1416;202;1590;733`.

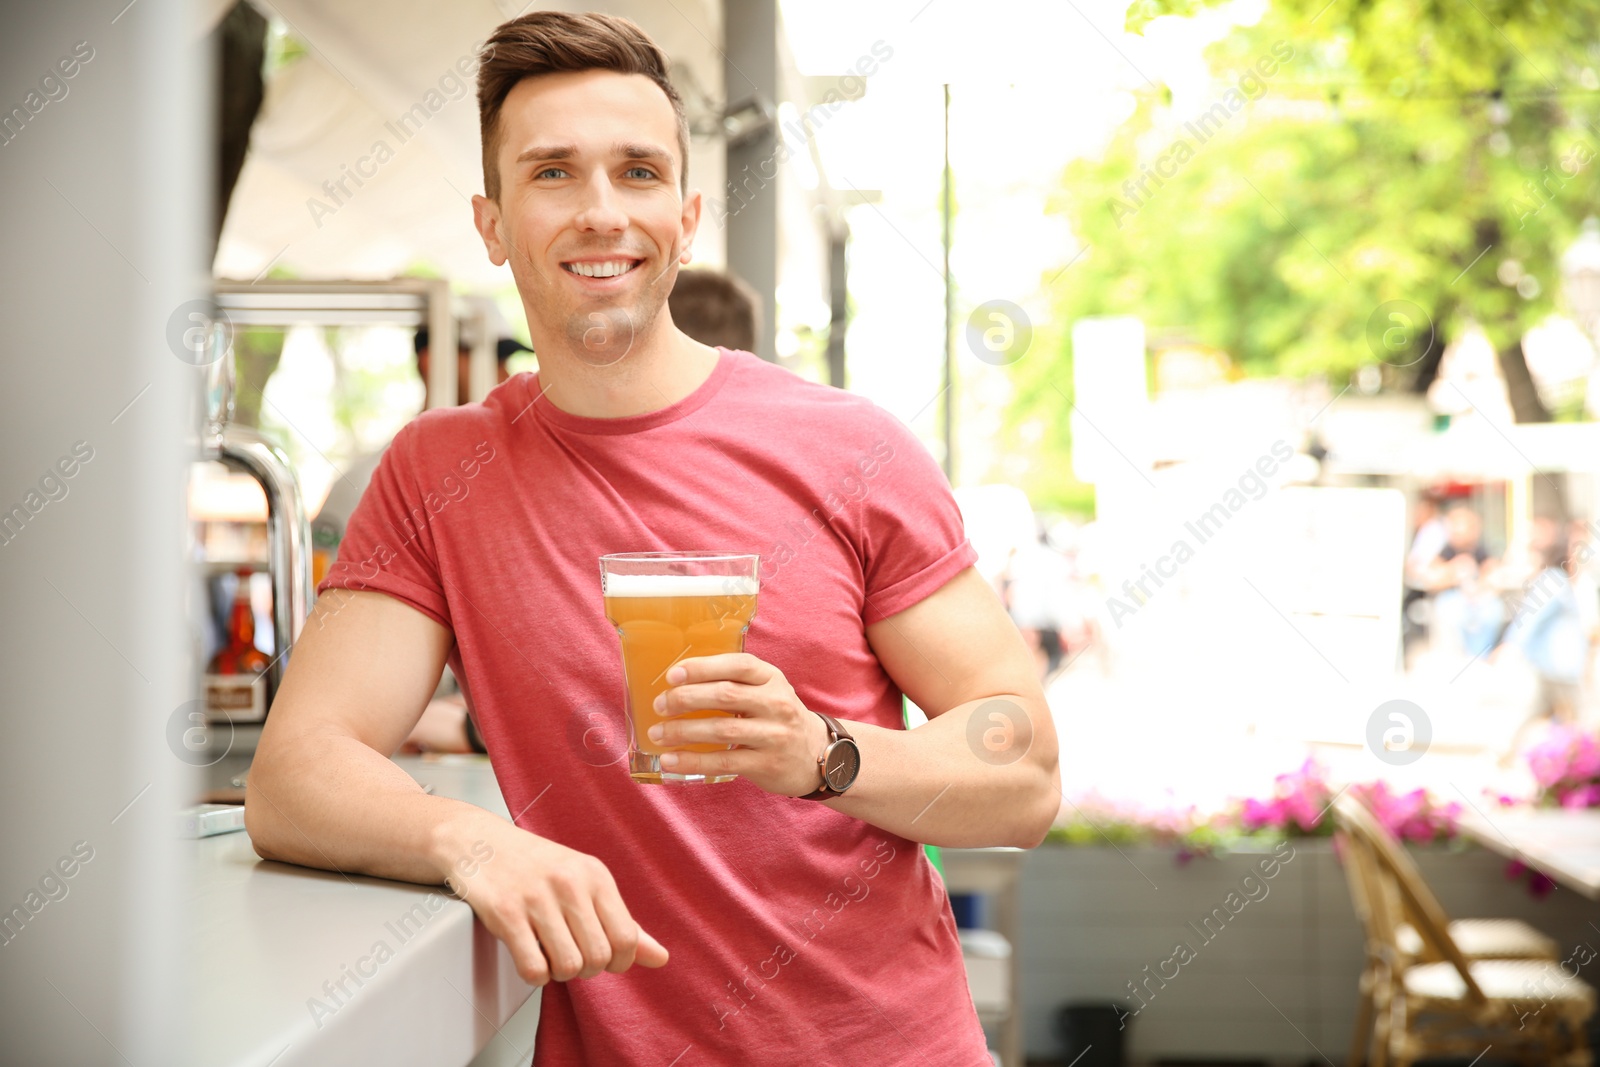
648;566;1061;848
834;565;1061;847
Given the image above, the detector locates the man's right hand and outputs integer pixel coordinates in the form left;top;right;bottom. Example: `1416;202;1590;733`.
437;810;669;985
249;589;666;987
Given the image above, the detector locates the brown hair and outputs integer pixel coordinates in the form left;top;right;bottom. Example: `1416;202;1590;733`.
668;269;760;352
476;12;689;202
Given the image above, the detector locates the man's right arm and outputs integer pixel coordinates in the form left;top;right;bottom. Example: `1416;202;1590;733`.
245;588;667;984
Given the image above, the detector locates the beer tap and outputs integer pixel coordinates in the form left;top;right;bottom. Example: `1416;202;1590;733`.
200;321;310;701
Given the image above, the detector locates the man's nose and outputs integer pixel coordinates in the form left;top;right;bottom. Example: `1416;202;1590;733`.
573;173;628;233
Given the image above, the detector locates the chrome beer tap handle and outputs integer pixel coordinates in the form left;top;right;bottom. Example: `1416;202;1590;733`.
201;318;311;701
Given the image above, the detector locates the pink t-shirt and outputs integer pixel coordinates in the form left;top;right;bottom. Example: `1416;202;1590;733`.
321;347;989;1066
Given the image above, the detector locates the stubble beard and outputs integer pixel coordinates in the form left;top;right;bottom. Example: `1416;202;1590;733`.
525;247;677;370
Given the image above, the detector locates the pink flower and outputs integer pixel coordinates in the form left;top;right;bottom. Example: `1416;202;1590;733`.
1234;760;1460;842
1525;725;1600;799
1572;741;1600;782
1284;790;1325;832
1242;797;1286;830
1560;784;1600;810
1346;782;1459;842
1528;749;1566;788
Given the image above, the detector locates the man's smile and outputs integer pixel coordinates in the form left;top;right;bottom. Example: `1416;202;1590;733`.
560;257;644;280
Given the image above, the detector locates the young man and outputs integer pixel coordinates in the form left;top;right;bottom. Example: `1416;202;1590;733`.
246;12;1059;1065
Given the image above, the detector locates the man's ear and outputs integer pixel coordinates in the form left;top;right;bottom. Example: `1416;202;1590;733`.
471;194;508;267
678;189;704;264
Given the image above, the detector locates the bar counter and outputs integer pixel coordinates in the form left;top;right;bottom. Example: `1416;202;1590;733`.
187;755;539;1067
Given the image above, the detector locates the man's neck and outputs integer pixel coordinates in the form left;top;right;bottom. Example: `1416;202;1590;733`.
530;323;720;420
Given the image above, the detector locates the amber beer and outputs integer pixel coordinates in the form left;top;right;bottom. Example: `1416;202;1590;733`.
600;553;759;784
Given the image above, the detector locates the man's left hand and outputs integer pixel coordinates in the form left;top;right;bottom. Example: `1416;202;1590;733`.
646;653;830;797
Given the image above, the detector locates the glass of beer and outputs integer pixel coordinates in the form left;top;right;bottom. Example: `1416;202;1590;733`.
600;552;759;784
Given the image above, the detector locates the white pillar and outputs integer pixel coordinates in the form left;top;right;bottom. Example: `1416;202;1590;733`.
0;2;199;1061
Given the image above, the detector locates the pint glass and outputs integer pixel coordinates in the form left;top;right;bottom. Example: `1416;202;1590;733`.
600;552;759;784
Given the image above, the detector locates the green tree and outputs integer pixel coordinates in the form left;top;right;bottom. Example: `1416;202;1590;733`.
1012;0;1600;511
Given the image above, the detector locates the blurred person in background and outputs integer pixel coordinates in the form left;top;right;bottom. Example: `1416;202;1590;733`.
1499;530;1588;762
1001;520;1076;682
1402;493;1447;659
667;267;758;353
1424;504;1501;659
416;325;528;408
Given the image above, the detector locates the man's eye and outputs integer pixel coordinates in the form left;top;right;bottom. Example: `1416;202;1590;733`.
535;167;570;180
624;166;657;180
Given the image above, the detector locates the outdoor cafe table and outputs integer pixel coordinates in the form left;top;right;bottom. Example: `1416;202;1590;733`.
1458;804;1600;900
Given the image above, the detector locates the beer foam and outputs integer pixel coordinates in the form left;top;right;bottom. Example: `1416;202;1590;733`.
603;574;758;597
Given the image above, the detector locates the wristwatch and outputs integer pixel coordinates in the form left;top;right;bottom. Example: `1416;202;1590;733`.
799;711;862;800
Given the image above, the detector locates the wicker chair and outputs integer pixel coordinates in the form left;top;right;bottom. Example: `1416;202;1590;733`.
1333;794;1593;1067
1333;794;1562;1064
1361;806;1561;968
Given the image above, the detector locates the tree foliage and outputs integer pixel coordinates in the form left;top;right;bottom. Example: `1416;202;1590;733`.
1011;0;1600;511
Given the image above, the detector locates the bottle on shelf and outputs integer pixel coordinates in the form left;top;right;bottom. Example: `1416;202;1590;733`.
204;568;270;722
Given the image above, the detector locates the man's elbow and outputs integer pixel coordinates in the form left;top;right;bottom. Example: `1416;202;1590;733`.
1010;752;1060;849
248;835;282;864
242;753;294;862
242;789;281;861
1007;788;1057;849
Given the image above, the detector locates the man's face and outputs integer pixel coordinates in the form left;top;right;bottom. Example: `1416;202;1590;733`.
472;70;700;364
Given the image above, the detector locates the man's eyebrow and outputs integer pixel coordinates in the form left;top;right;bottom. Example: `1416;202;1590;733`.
515;144;578;164
512;142;675;170
614;141;674;168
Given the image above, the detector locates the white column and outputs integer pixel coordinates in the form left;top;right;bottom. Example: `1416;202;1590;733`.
0;1;199;1061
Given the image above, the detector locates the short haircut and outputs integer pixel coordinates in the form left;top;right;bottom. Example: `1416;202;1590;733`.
668;269;760;352
476;12;690;202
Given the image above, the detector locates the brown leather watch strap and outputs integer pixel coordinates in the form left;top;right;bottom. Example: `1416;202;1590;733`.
799;711;856;800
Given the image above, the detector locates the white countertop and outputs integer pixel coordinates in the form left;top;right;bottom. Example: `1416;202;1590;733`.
187;755;539;1067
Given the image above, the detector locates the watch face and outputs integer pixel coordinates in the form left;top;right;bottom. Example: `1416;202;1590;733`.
823;739;861;792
